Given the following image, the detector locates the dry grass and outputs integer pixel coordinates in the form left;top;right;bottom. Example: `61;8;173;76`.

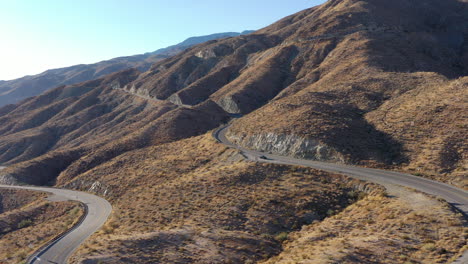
228;46;467;188
68;134;372;263
67;132;467;263
261;187;467;264
0;0;465;263
368;77;468;189
0;190;84;264
0;0;465;189
0;189;44;213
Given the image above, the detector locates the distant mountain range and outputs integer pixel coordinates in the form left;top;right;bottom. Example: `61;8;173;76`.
0;0;467;262
0;31;253;107
147;31;254;56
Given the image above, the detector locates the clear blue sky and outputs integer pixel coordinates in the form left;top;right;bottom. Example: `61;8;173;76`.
0;0;325;80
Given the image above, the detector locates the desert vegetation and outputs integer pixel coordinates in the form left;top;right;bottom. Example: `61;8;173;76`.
0;0;465;189
0;189;84;263
64;134;466;263
263;188;466;263
68;134;376;263
0;0;465;263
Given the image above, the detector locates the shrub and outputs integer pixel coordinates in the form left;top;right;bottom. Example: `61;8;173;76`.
17;219;33;229
275;232;288;242
422;243;436;251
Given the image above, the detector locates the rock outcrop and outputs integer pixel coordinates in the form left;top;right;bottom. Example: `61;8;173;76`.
227;132;345;162
0;0;466;187
0;32;251;107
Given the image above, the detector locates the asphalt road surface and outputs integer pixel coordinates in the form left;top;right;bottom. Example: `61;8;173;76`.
214;125;468;263
0;123;466;263
0;167;112;264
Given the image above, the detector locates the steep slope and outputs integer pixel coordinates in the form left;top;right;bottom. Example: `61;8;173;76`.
66;134;464;263
366;77;467;185
64;134;378;263
223;0;468;187
0;189;83;263
125;0;467;186
0;0;466;188
0;68;229;185
0;0;466;263
0;32;250;107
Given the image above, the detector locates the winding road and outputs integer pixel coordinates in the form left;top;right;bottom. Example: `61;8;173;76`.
214;125;468;263
0;167;112;264
0;123;466;263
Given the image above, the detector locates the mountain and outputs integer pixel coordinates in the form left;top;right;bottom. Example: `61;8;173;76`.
0;0;466;186
0;0;467;263
147;31;255;56
0;31;252;107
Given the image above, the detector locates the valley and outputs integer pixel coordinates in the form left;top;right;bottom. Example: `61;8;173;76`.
0;0;466;263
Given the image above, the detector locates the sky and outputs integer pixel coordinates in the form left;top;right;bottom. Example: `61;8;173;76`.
0;0;326;81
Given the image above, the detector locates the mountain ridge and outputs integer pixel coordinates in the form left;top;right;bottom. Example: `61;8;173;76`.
0;31;253;107
0;0;467;263
0;0;466;188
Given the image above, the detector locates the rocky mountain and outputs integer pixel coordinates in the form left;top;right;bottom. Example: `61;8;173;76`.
0;0;466;187
148;31;254;56
0;0;467;263
0;32;251;108
0;0;465;187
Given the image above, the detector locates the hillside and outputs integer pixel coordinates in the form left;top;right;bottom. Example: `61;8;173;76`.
0;0;466;188
0;189;83;263
0;31;251;108
64;134;465;264
0;68;230;186
0;0;467;263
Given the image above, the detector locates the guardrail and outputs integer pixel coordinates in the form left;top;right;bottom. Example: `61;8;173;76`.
25;202;89;264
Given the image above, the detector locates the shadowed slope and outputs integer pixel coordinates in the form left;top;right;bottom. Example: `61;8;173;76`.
0;32;250;107
0;0;466;186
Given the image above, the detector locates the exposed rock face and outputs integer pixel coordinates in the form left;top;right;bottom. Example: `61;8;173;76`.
0;174;19;185
89;181;110;196
128;34;280;103
0;1;466;262
195;49;217;59
0;67;230;185
0;0;466;187
0;32;250;107
170;65;240;106
226;132;345;162
211;45;299;114
216;96;242;114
